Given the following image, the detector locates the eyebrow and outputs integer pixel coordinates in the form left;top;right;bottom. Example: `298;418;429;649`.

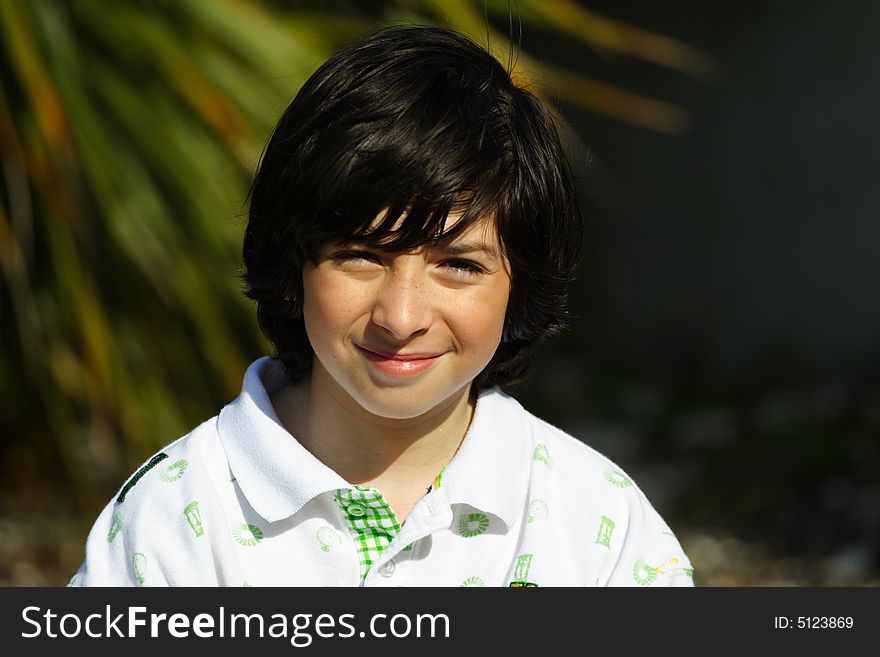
436;241;500;259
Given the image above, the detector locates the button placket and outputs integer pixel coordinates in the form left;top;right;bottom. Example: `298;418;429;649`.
336;486;403;583
378;559;396;578
389;490;453;561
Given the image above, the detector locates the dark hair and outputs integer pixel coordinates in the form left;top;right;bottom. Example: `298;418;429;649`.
242;25;583;390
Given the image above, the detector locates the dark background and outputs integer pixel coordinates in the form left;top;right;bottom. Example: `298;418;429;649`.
522;0;880;584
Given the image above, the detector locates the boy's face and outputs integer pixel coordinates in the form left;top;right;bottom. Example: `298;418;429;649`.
301;212;511;421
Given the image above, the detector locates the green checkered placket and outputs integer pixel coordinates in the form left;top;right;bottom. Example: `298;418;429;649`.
335;486;402;581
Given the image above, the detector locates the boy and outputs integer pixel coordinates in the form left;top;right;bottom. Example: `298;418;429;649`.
71;26;693;587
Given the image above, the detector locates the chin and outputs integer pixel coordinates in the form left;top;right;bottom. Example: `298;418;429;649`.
355;393;442;420
351;382;468;421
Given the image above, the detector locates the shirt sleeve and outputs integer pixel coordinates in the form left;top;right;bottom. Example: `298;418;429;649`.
604;486;695;587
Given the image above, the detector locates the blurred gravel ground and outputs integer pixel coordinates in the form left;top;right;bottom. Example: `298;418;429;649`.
0;505;85;587
680;530;879;587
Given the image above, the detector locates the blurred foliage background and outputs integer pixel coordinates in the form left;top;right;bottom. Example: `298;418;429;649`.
1;0;878;586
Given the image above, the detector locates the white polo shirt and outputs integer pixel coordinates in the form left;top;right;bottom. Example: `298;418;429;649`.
71;356;694;587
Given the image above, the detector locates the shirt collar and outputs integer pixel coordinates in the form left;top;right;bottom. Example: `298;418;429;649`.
217;357;349;523
440;386;532;530
217;356;532;529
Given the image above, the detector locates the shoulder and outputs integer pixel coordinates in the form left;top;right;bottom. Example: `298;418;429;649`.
484;389;650;516
71;417;233;586
113;417;222;507
490;390;635;486
497;392;695;586
519;402;650;516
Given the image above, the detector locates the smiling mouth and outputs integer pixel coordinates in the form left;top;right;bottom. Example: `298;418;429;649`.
356;345;443;377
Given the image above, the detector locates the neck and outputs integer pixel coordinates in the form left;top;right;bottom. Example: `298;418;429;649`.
272;367;474;493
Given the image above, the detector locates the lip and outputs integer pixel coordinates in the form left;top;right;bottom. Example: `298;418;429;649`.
356;345;444;378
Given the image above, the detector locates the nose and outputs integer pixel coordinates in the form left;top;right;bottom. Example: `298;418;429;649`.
370;260;433;341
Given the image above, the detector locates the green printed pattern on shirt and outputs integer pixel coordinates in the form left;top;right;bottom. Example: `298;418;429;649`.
335;486;402;581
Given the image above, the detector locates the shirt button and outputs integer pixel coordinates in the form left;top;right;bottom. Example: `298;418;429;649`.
347;503;367;517
379;560;396;577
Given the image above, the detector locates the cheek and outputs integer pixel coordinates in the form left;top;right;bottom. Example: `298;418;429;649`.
301;270;361;351
453;285;510;357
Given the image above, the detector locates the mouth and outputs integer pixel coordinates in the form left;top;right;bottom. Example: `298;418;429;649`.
355;345;444;378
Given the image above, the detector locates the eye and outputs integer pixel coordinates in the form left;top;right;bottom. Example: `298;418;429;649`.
443;258;485;278
332;250;380;265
